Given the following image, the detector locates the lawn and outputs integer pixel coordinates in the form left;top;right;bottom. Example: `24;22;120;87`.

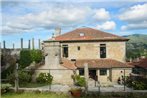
1;92;147;98
1;92;70;98
19;83;49;88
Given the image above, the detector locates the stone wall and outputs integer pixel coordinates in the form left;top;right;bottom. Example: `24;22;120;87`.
42;41;128;85
38;42;74;85
35;64;74;85
97;69;110;83
111;68;132;83
61;41;126;62
43;42;61;69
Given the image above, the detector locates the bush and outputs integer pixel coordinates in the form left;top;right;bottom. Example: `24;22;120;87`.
1;53;16;79
30;50;43;63
7;73;15;86
126;76;147;90
36;73;53;84
1;83;12;94
72;75;86;87
18;71;32;84
19;50;32;69
19;50;43;69
132;81;146;90
7;71;32;85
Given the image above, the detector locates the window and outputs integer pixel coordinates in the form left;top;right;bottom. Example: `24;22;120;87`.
77;46;80;51
62;45;68;58
79;69;84;75
100;44;106;58
79;33;84;37
100;69;107;75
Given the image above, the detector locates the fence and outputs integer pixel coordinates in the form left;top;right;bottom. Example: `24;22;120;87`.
2;63;138;93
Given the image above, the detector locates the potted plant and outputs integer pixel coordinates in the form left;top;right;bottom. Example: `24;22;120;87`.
70;75;86;97
69;87;82;97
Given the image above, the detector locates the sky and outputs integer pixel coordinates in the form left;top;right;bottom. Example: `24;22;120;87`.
1;0;147;48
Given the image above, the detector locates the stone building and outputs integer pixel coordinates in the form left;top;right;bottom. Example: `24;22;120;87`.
40;27;133;86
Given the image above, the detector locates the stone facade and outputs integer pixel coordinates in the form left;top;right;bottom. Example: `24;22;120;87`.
41;27;132;85
41;41;132;85
61;41;126;62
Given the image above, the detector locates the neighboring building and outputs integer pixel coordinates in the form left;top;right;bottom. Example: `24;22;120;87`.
39;27;132;85
129;58;147;78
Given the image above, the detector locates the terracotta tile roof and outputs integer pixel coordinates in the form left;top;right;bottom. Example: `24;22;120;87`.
61;58;77;70
75;59;133;68
61;58;133;69
129;58;147;68
54;28;128;41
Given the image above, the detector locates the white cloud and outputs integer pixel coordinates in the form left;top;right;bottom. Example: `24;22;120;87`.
2;5;91;34
119;3;147;30
93;8;110;21
119;3;147;23
121;21;147;30
96;21;116;30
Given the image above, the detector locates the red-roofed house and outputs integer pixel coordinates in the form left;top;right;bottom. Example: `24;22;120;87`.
40;27;133;85
129;58;147;78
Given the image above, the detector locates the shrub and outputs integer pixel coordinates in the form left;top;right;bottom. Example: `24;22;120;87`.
126;76;147;90
30;50;43;63
132;81;146;90
1;83;12;94
72;75;86;87
1;53;16;79
19;50;32;69
18;71;32;84
7;71;32;85
36;73;53;84
7;73;15;86
19;50;43;69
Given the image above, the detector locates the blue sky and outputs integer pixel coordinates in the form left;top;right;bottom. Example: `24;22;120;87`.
1;0;147;48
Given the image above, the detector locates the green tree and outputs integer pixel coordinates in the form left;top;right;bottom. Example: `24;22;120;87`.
19;50;32;69
30;50;43;63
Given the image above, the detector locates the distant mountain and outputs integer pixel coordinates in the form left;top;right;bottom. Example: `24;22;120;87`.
123;34;147;44
123;34;147;59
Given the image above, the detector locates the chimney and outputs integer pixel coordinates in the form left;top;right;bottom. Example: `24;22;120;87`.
129;58;132;62
54;27;61;37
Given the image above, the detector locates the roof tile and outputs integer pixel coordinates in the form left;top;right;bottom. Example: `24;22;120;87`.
54;28;128;41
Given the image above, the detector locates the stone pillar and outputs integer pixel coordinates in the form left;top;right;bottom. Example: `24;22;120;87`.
28;40;31;49
13;43;15;49
84;63;89;93
3;40;6;49
32;38;34;50
21;38;23;49
38;39;40;50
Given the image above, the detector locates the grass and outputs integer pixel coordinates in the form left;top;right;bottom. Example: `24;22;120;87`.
1;92;147;98
1;92;70;98
19;83;48;88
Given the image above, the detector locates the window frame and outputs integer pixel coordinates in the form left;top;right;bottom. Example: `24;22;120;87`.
99;69;107;76
79;69;84;76
62;45;68;58
100;44;106;58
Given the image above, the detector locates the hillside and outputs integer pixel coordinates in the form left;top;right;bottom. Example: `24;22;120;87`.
124;34;147;44
123;34;147;59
